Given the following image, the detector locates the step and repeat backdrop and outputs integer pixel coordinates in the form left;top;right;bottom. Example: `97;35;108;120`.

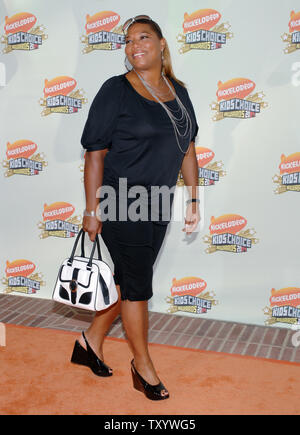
1;0;300;328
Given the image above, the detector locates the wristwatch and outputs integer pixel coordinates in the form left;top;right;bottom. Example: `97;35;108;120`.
186;198;200;205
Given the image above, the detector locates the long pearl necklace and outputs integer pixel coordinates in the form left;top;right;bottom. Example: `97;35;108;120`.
133;68;193;154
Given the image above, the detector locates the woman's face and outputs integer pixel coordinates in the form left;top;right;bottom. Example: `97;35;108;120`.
125;22;165;71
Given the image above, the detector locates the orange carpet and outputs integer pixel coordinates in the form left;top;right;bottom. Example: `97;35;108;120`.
1;324;300;415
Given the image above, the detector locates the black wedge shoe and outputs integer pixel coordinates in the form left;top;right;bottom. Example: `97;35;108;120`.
71;332;113;377
131;359;169;401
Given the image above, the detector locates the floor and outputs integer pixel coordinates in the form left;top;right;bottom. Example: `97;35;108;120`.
0;293;299;363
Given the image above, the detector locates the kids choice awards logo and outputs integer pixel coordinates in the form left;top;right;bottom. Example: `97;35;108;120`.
1;12;47;53
210;78;268;121
2;140;47;177
273;153;300;194
38;202;82;239
166;277;218;315
39;76;87;116
177;9;233;54
282;11;300;54
81;11;125;53
203;214;259;254
2;260;44;295
264;288;300;326
177;147;225;186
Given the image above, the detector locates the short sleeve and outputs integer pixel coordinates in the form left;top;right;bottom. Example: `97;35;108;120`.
81;76;121;152
183;86;199;143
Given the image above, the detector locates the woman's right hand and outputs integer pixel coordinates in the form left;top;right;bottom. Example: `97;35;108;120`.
82;216;102;242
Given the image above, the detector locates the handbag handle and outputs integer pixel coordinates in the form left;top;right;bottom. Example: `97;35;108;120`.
80;230;102;261
86;234;99;270
67;229;102;269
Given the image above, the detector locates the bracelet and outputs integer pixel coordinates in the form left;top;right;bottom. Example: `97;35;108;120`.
186;198;200;205
83;209;98;217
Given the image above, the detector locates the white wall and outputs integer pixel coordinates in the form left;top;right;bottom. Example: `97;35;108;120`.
1;0;300;328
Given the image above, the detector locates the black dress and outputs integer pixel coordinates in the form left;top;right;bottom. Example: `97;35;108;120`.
81;73;199;301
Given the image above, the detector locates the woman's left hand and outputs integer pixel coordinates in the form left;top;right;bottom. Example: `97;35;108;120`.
182;203;201;235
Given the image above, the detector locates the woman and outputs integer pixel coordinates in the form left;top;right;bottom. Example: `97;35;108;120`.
71;16;200;401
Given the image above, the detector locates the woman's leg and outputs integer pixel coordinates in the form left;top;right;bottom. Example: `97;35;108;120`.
77;284;121;361
121;299;168;396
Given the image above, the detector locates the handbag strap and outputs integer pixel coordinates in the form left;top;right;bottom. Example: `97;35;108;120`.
86;235;99;270
67;229;84;265
80;231;102;261
68;229;102;269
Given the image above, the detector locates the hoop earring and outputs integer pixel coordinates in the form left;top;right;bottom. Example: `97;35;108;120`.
124;56;133;71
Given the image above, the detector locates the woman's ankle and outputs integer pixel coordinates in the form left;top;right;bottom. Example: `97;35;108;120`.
132;352;152;367
133;355;160;382
79;331;104;358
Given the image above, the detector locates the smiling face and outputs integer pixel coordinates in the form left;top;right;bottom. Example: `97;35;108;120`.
125;22;165;71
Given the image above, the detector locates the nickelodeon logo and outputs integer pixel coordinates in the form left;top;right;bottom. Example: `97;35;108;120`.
44;77;76;98
167;277;217;315
195;147;225;186
270;288;300;309
4;12;36;34
85;12;120;33
177;8;232;53
40;76;86;116
282;11;300;53
6;140;37;159
196;147;214;167
209;214;247;235
2;12;46;53
3;139;46;177
81;11;124;53
264;287;300;326
5;259;35;277
178;146;225;187
183;9;221;33
279;153;300;174
38;202;81;239
216;78;255;101
42;202;75;221
289;11;300;33
211;78;267;121
273;153;300;193
3;260;43;295
171;277;207;297
204;214;258;254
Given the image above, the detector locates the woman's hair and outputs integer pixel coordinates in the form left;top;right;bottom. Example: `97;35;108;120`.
126;18;186;88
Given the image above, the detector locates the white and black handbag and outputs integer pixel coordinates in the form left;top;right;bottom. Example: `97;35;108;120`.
52;229;118;311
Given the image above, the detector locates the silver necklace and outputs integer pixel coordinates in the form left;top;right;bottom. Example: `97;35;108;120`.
143;75;173;99
133;69;193;154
